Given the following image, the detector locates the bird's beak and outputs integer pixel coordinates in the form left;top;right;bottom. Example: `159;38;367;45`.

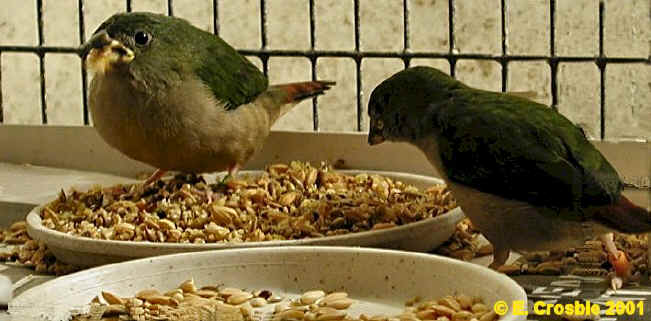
79;30;135;74
368;128;385;145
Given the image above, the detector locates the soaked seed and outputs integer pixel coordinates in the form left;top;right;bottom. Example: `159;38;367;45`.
439;297;461;311
158;219;176;230
102;304;127;316
135;289;161;300
171;292;184;302
470;303;488;313
196;289;219;298
430;304;455;317
322;298;355;309
101;291;124;305
276;309;305;319
305;312;318;321
316;309;347;321
145;295;172;305
452;311;473;321
219;287;245;297
399;314;420;321
249;297;267;307
290;304;310;311
456;294;472;310
301;290;326;305
321;292;348;303
497;264;520;275
227;292;253;305
372;222;397;230
479;311;497;321
416;310;435;320
126;298;143;307
240;302;254;317
179;279;196;293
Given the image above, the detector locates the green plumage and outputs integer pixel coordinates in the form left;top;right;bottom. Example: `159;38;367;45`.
436;89;622;211
369;66;622;216
93;12;268;109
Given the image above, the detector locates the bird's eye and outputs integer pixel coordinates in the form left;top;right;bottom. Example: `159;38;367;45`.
375;119;384;130
372;103;384;116
134;31;151;46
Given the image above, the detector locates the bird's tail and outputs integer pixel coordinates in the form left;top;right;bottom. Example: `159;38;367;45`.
262;81;335;123
592;195;651;233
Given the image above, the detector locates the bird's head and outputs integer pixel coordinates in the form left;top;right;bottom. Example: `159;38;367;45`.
79;12;197;76
367;66;463;145
79;12;267;106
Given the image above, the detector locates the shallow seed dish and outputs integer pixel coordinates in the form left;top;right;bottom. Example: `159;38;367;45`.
26;170;464;267
9;246;526;321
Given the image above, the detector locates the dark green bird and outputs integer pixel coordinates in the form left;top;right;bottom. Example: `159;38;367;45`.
80;12;333;184
368;66;650;289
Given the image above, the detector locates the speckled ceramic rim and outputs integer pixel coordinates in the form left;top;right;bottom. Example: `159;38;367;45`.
10;246;527;321
25;170;464;262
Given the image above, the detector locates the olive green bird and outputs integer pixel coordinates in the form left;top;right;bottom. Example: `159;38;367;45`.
80;12;334;184
368;66;650;289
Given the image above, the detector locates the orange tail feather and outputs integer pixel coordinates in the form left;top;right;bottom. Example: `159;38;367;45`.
593;195;651;233
272;81;336;104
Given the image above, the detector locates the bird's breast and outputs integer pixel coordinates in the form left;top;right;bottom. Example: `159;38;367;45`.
410;135;609;252
89;73;272;173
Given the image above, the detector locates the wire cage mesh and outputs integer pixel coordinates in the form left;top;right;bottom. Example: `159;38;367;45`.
0;0;649;139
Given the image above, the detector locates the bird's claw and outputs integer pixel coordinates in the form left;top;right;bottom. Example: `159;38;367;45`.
211;174;234;192
216;174;232;187
610;276;623;291
608;250;630;277
607;250;630;290
143;169;167;186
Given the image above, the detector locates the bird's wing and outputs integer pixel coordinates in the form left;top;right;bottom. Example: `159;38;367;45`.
435;90;622;216
193;36;268;110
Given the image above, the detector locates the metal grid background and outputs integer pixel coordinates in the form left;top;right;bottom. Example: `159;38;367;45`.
0;0;648;139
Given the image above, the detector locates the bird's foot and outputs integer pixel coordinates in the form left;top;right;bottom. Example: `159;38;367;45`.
609;275;624;291
216;173;232;188
216;163;241;187
488;247;511;272
219;173;231;184
608;250;631;277
143;169;167;186
205;189;214;203
607;250;631;290
599;233;631;290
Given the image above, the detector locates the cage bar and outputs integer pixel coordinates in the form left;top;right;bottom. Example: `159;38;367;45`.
308;0;318;131
259;0;269;76
402;0;410;68
213;0;219;35
598;1;606;140
499;0;507;92
353;0;362;131
549;0;558;110
447;0;456;77
0;0;648;132
36;0;47;124
0;52;3;123
79;0;90;125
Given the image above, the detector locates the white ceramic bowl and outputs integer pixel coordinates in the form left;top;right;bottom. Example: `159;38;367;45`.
10;246;526;321
26;170;464;267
